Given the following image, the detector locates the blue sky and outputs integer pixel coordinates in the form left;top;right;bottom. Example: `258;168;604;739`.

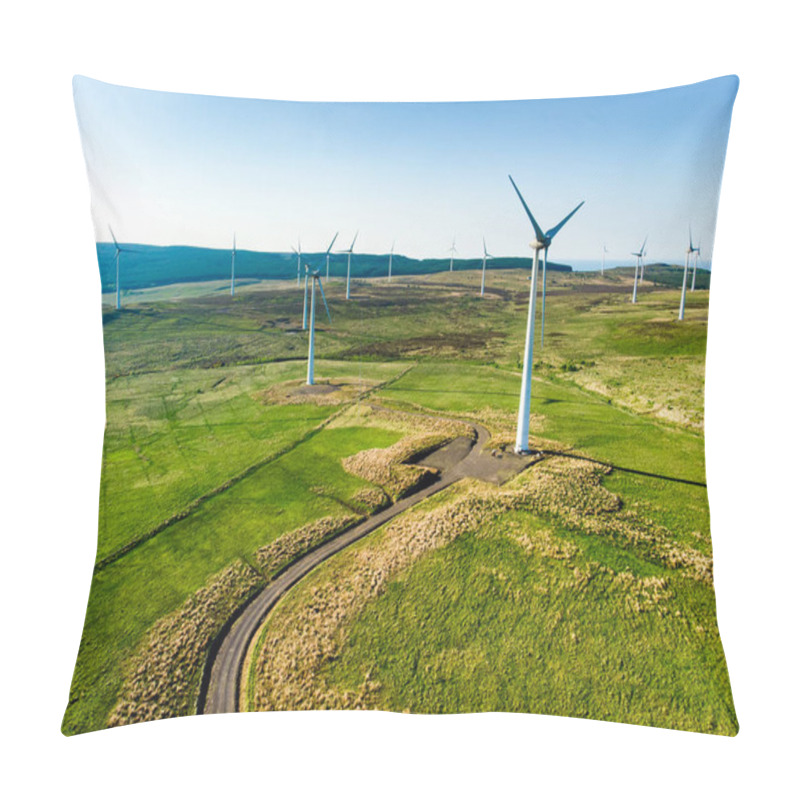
74;75;737;266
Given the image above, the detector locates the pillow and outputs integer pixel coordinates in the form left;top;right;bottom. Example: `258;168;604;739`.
64;75;739;735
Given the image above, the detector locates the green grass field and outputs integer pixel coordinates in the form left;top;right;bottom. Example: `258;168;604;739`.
65;267;734;735
319;509;734;731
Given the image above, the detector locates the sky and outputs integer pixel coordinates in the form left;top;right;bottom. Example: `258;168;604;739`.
73;75;738;267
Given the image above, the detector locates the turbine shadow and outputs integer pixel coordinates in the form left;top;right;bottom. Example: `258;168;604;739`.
542;450;707;488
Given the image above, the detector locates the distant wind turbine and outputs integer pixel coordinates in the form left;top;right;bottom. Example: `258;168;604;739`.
338;231;359;300
305;265;332;385
324;232;339;283
387;241;395;282
108;225;130;311
691;239;701;291
631;236;647;303
291;238;302;286
508;175;584;453
230;234;237;297
641;242;649;282
480;238;494;297
302;267;310;330
601;244;608;276
448;239;457;271
679;230;699;321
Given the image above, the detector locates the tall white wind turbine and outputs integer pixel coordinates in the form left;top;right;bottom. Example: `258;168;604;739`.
291;238;302;286
388;241;395;282
631;236;647;303
108;225;130;311
480;238;494;296
448;239;457;271
679;230;699;321
338;231;359;300
230;234;237;297
508;175;584;453
305;266;332;386
324;232;339;283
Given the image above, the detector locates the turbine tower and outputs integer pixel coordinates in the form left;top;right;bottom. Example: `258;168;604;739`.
305;265;332;386
480;238;494;297
388;241;394;282
508;175;584;454
338;231;358;300
448;239;457;272
631;236;647;303
230;233;237;297
679;230;699;321
291;238;302;286
108;225;129;311
324;232;339;283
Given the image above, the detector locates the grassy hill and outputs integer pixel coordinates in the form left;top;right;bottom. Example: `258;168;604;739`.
63;266;734;736
96;242;573;293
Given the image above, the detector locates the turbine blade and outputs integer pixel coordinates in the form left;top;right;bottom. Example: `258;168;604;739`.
108;225;119;249
483;237;487;256
545;201;585;239
640;235;648;254
316;277;332;323
350;231;359;250
233;233;236;252
326;232;339;254
508;175;546;242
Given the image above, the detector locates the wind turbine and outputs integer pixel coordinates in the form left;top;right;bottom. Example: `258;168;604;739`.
448;238;457;271
631;236;647;303
679;230;699;321
387;241;395;282
691;239;701;291
508;175;584;453
480;238;494;296
338;231;358;300
324;231;339;283
305;265;332;386
291;238;302;286
107;225;130;311
230;234;237;297
640;242;649;282
601;244;608;276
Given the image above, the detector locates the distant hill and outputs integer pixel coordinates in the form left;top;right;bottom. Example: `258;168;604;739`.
619;263;711;291
95;243;572;292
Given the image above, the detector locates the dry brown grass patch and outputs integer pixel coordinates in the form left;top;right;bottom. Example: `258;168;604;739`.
340;406;473;500
255;515;361;579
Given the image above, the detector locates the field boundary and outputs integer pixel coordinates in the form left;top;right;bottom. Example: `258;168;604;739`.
94;364;416;573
